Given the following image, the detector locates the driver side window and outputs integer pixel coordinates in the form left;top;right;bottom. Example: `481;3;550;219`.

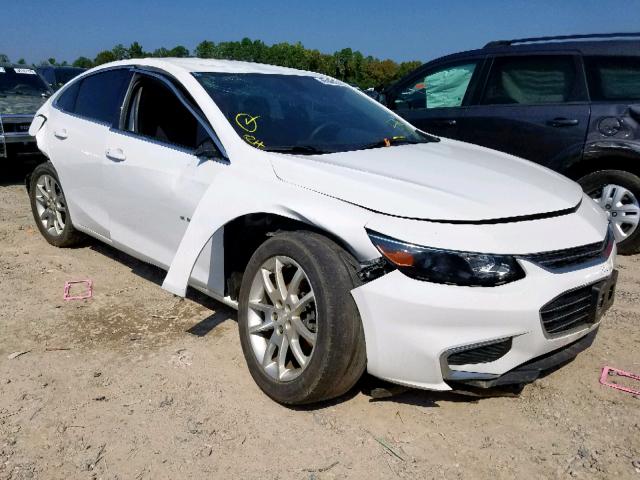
125;75;209;151
394;62;478;110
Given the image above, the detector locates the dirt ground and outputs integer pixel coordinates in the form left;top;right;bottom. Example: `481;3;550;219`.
1;172;639;480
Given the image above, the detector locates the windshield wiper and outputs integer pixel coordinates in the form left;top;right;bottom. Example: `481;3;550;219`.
265;145;331;155
357;134;439;151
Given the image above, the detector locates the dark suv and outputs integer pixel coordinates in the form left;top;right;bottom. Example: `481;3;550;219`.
36;66;86;91
1;64;52;163
383;33;640;254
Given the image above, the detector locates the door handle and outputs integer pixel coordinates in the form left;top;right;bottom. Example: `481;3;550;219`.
53;128;68;139
432;119;457;126
548;118;579;127
105;148;126;162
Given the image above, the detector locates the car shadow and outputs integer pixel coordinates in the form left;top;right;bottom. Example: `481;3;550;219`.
88;239;235;327
1;168;30;187
88;239;525;410
0;158;46;187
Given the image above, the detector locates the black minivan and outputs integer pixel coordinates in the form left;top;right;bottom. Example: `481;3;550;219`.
383;33;640;254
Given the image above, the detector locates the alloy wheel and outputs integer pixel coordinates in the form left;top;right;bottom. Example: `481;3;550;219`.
34;174;67;237
589;184;640;242
246;255;317;382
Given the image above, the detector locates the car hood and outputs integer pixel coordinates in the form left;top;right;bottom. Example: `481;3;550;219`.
269;138;583;222
0;94;46;115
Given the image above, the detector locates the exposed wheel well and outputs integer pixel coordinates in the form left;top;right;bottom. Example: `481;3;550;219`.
567;155;640;181
222;213;357;300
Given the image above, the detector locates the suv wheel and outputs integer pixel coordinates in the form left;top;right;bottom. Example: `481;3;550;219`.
578;169;640;255
29;162;84;247
238;231;367;405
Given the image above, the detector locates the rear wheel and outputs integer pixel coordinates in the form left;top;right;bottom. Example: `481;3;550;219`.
578;169;640;255
238;231;366;405
29;162;84;247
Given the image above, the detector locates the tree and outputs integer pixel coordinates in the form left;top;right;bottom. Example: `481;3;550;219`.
152;47;170;57
72;56;93;68
195;40;216;58
94;50;117;65
0;53;10;64
128;42;145;59
48;57;57;65
111;44;128;61
17;58;26;65
168;45;189;57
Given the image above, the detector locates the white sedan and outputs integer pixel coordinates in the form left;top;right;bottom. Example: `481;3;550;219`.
28;58;617;404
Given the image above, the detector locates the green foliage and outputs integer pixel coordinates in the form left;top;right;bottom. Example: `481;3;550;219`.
72;56;94;68
17;58;26;65
94;50;117;65
191;38;421;88
0;53;10;64
67;38;422;89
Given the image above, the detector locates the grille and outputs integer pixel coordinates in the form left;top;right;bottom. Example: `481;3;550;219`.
1;122;30;133
448;338;512;366
521;230;612;271
540;284;594;336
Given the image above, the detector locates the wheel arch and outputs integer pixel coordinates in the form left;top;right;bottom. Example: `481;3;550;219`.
162;173;379;298
568;142;640;180
217;212;365;300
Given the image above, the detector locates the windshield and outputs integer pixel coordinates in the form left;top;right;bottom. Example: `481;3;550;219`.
193;72;437;154
0;67;51;97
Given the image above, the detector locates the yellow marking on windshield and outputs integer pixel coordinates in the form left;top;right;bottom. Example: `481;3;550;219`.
235;113;260;133
243;134;265;149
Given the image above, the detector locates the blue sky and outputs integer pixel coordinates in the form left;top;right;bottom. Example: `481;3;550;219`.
2;0;639;64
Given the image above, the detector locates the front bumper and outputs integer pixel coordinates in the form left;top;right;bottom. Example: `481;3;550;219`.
1;114;37;159
351;248;616;391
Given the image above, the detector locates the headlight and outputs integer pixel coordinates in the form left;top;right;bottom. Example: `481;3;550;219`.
367;231;525;287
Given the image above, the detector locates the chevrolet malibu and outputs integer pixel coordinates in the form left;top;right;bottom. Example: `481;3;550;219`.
28;59;617;405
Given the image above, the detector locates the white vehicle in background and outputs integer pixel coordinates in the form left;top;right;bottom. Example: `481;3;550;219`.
28;58;616;405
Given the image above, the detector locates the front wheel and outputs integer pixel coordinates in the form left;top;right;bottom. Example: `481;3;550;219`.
238;231;367;405
578;170;640;255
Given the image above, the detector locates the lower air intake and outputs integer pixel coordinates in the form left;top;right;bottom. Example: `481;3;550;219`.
447;338;512;366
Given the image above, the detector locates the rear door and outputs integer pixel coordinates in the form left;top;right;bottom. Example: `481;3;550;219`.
461;54;590;173
583;55;640;148
387;58;484;139
46;68;132;240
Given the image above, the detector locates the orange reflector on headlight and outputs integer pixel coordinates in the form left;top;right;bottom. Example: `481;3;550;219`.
377;245;415;267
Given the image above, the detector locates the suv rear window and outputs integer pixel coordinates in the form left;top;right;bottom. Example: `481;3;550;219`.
482;56;580;105
73;69;132;124
585;56;640;102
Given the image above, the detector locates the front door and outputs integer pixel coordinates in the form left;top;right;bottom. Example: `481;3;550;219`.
388;59;483;139
104;72;224;268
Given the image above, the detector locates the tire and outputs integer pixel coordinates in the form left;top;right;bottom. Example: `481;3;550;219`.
29;162;84;248
238;231;367;405
578;169;640;255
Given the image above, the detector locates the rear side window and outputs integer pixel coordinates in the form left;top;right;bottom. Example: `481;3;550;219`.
585;56;640;102
482;56;580;105
73;69;132;124
56;81;80;112
394;62;477;110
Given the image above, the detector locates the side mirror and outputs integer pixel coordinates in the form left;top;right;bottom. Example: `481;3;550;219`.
194;140;221;160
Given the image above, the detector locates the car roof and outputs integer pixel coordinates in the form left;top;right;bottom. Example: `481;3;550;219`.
97;57;324;77
0;64;38;69
434;39;640;65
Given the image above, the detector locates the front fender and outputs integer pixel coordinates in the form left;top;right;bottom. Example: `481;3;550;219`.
162;170;379;297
